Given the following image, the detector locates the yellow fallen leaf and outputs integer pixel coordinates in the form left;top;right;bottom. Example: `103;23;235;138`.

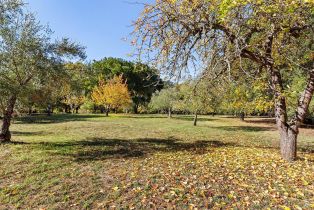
112;186;119;191
280;206;291;210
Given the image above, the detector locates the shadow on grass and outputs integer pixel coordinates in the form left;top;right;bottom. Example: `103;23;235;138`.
7;137;313;162
172;115;216;122
11;131;49;136
114;115;167;119
245;118;276;125
15;114;106;124
31;138;237;162
213;126;276;132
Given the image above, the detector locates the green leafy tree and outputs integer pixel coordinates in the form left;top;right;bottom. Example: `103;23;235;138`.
0;1;85;142
149;87;180;118
221;78;274;121
176;81;219;126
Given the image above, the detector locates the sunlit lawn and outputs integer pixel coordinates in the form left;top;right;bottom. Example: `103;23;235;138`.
0;114;313;209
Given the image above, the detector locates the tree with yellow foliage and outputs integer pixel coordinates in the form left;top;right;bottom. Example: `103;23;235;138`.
91;75;131;116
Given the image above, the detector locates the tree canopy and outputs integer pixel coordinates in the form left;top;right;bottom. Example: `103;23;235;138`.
134;0;314;161
0;0;85;141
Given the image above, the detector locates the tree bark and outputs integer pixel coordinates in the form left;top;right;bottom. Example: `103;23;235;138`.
47;105;52;116
240;112;245;121
28;106;32;115
93;105;97;114
133;104;139;114
105;107;109;117
193;111;198;126
279;125;298;161
0;95;17;143
168;107;172;118
269;65;296;161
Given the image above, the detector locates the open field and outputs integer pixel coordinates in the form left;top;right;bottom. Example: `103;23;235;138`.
0;114;313;209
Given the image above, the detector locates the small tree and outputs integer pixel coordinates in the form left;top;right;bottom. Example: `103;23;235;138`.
149;87;179;118
91;75;131;116
177;81;218;126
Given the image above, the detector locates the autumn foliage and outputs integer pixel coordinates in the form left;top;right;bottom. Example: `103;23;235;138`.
91;75;131;112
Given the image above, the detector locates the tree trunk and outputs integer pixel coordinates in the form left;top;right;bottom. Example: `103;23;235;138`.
133;104;139;114
168;108;172;118
193;111;198;126
47;105;52;116
0;95;17;143
28;106;32;115
240;112;245;121
279;125;298;161
75;107;79;114
280;67;314;161
269;65;297;161
105;108;109;117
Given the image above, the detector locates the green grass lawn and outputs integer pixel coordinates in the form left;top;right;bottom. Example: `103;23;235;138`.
0;114;313;209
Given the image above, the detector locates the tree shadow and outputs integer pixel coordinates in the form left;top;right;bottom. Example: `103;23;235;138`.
245;118;276;125
31;138;238;162
172;116;216;122
115;115;167;119
214;126;276;132
245;118;314;129
11;131;49;136
15;114;106;124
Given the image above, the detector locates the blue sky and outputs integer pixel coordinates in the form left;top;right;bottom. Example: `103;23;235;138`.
27;0;152;61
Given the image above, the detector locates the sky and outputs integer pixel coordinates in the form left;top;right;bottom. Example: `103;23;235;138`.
27;0;152;61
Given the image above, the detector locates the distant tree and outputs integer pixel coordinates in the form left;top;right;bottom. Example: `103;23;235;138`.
60;63;89;114
91;75;131;116
221;78;274;121
61;84;86;114
0;1;85;142
177;80;220;126
149;87;179;118
91;58;163;113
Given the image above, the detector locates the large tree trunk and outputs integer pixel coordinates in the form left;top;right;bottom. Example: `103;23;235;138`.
193;111;198;126
270;65;314;161
279;125;298;161
270;66;297;161
0;95;17;143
